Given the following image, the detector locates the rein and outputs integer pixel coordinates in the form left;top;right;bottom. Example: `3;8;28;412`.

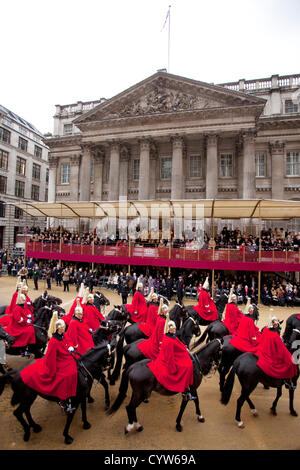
72;344;112;385
193;338;222;381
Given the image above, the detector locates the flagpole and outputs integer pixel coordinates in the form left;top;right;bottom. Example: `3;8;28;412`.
168;5;171;72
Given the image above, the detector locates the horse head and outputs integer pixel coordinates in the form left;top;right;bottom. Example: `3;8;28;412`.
94;291;110;306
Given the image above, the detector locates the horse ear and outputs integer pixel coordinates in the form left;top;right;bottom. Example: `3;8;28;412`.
280;320;284;325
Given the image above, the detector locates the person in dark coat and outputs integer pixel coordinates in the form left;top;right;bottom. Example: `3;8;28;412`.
120;278;130;305
176;276;185;304
33;264;40;290
166;274;173;301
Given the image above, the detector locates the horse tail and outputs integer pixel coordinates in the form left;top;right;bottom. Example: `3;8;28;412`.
106;365;130;415
109;329;125;383
220;366;235;405
191;325;210;350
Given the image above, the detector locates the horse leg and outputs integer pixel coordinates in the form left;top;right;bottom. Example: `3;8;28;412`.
192;389;205;423
270;387;282;416
13;405;32;442
80;398;91;429
175;397;188;432
289;388;298;417
245;397;258;417
63;411;76;445
235;389;250;428
125;392;144;434
24;407;42;433
99;373;110;408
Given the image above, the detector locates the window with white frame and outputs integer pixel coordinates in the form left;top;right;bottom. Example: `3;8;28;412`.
219;153;233;177
285;100;298;114
0;176;7;194
255;152;266;177
161;157;172;180
189;155;202;178
0;149;8;170
63;123;73;135
286;152;300;176
34;145;42;158
18;137;28;152
133;159;140;181
16;156;26;176
61;163;70;184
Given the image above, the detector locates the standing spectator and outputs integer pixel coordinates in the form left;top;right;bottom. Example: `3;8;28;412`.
120;278;130;305
176;276;185;304
86;269;94;293
18;266;28;284
54;265;62;286
75;267;84;292
33;264;40;290
44;266;52;290
166;274;173;301
62;267;70;292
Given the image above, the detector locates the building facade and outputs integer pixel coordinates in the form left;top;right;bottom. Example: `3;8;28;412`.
0;105;49;250
45;71;300;232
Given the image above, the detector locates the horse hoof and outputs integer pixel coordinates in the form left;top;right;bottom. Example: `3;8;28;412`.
270;408;277;416
143;399;149;403
64;435;73;445
198;415;205;423
236;420;244;428
88;396;95;403
125;423;134;434
136;425;143;432
23;432;30;442
251;409;258;417
290;410;298;417
83;422;91;430
32;424;42;433
176;423;182;432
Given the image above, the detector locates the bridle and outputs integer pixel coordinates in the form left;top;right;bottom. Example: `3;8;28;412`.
193;338;222;380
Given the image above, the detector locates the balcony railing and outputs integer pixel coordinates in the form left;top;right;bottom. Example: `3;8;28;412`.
25;240;300;272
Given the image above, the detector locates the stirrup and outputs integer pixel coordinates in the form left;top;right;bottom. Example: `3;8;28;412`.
21;350;31;358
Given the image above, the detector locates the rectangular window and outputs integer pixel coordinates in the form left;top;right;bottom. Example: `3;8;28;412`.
220;154;233;177
133;159;140;180
286;152;300;176
16;156;26;176
255;152;266;177
61;163;70;184
63;124;73;135
45;187;48;202
15;180;25;198
32;163;41;180
31;184;39;201
285;100;298;114
46;168;49;183
0;175;7;194
0;127;11;144
34;145;42;158
189;155;202;178
90;160;94;183
0;202;5;218
14;207;23;219
0;149;8;170
161;157;172;180
18;137;28;152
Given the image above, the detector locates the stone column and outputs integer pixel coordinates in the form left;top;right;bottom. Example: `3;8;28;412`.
242;132;256;199
171;136;184;200
269;141;285;200
205;134;218;199
108;141;120;201
93;149;105;201
235;135;243;199
48;155;58;202
149;143;158;200
138;139;150;200
79;145;92;201
119;145;130;199
70;155;81;201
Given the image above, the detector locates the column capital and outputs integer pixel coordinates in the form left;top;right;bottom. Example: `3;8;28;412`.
138;137;151;152
269;140;285;154
80;143;92;153
242;130;257;144
171;134;185;149
70;154;81;167
48;155;59;169
205;133;218;146
120;144;131;161
108;140;121;152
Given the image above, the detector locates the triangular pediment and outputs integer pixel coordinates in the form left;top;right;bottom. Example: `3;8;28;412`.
74;72;266;125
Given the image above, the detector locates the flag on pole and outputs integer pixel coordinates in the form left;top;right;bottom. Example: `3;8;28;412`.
161;6;170;32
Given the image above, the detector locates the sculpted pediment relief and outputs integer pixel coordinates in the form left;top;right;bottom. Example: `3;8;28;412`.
75;73;265;125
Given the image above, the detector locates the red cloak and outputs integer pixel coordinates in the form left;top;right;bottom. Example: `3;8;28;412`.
20;333;77;400
125;291;148;323
0;291;19;326
222;303;243;335
61;296;83;327
192;289;218;321
5;304;36;347
229;315;261;353
83;303;105;331
137;315;166;360
67;317;94;355
137;304;159;337
148;334;194;393
256;328;298;379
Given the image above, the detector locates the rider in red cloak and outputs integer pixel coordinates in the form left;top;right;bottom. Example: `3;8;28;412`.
256;327;298;379
192;277;218;321
137;292;160;338
148;315;194;394
0;278;23;327
67;299;94;355
125;282;148;323
5;292;36;348
61;283;85;327
229;308;261;354
20;313;77;407
82;292;105;331
222;291;243;335
137;301;168;360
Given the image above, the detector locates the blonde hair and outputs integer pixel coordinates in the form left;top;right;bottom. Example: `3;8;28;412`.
48;311;59;338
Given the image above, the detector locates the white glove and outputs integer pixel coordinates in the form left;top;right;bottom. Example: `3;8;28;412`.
27;319;32;324
134;311;138;315
27;302;31;306
68;346;74;353
89;328;93;333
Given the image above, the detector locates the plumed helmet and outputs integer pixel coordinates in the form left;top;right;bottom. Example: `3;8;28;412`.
136;282;143;290
161;304;169;313
82;287;90;304
78;283;85;298
147;287;154;302
87;293;94;303
152;292;158;301
21;280;28;292
164;311;170;334
231;294;237;302
75;298;83;314
16;276;23;289
245;297;252;314
203;276;209;290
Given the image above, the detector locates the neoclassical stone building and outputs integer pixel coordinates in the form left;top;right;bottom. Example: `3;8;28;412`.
45;71;300;231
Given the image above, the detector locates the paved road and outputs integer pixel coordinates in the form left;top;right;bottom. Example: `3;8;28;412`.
0;276;300;450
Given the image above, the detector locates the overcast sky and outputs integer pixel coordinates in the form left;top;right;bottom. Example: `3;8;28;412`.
1;0;300;134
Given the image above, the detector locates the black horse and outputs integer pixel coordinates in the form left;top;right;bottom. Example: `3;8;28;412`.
32;292;63;311
220;339;299;428
109;303;190;385
107;338;222;433
108;315;201;406
0;337;118;445
282;313;300;349
93;290;110;314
